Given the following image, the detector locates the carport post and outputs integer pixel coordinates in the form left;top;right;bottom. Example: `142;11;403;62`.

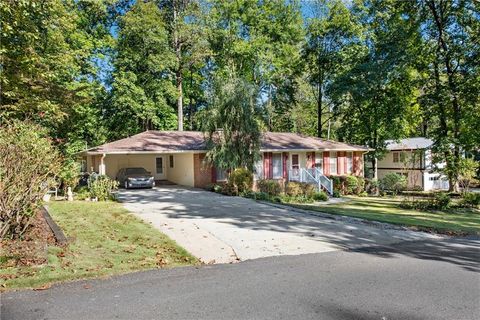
99;153;106;175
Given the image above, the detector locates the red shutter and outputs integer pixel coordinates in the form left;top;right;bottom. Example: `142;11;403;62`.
353;152;360;176
263;152;273;179
282;152;288;178
323;151;330;175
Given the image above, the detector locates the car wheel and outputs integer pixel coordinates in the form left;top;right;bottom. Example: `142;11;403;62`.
124;181;128;189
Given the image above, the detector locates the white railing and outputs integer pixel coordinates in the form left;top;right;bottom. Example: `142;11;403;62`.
287;168;333;195
432;179;449;190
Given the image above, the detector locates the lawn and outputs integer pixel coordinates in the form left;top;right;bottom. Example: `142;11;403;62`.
0;201;197;290
289;196;480;235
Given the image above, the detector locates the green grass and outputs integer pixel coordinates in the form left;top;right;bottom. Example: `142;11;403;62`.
289;196;480;235
0;201;197;290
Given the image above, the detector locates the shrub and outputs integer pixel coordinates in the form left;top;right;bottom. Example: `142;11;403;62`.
302;183;316;198
380;173;407;195
345;175;358;195
364;178;379;195
75;186;90;200
459;193;480;208
257;180;282;196
0;121;62;239
356;177;365;195
285;182;303;196
332;190;341;198
221;182;238;196
253;192;270;201
313;191;328;201
358;191;368;197
431;192;451;210
88;174;119;201
228;168;253;194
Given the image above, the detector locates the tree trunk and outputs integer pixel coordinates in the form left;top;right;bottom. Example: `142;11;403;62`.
317;83;322;138
176;69;183;131
173;0;183;131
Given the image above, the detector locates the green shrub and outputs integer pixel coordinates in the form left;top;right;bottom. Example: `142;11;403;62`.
257;180;282;196
358;191;368;197
228;168;253;194
254;192;270;201
459;193;480;208
364;178;379;194
221;182;238;196
431;192;451;210
313;191;328;201
88;175;119;201
380;173;407;195
332;190;341;198
345;175;358;195
356;177;365;194
75;186;90;200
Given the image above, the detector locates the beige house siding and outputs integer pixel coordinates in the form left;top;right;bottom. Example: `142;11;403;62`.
167;153;195;186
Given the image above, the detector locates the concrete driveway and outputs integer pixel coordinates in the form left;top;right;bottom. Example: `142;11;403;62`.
118;186;439;264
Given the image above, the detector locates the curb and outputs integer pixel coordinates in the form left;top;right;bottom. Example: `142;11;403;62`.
41;205;68;245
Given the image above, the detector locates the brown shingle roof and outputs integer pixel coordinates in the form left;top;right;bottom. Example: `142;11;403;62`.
83;131;369;154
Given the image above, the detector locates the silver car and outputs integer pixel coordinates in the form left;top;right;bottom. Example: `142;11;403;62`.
116;167;155;189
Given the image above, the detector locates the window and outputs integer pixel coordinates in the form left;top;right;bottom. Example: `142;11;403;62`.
272;153;283;179
169;155;174;168
216;168;227;181
315;153;323;170
291;154;299;170
393;152;399;163
330;152;337;175
347;152;353;173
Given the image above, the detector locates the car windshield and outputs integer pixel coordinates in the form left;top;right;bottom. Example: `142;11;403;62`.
125;168;148;175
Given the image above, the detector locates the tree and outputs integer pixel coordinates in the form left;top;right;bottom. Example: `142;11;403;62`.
417;0;480;191
201;73;262;171
303;0;361;138
107;1;177;139
0;0;114;150
156;0;211;131
206;0;304;130
330;0;423;178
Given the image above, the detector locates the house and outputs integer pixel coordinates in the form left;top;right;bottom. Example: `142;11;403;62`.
375;137;449;191
79;131;369;192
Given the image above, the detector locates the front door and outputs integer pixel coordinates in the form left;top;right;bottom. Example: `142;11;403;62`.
291;154;300;180
155;156;166;180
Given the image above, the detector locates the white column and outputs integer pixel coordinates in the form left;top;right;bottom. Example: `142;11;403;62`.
99;154;106;175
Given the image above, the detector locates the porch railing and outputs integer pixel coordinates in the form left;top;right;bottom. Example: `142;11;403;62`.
287;168;333;195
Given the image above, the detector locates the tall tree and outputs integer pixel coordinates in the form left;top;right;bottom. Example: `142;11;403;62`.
156;0;210;131
331;0;423;178
206;0;304;130
107;1;177;139
303;0;361;138
418;0;480;191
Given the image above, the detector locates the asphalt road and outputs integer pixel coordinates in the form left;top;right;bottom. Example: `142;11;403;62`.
1;237;479;320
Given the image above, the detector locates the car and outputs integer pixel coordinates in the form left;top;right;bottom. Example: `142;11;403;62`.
116;167;155;189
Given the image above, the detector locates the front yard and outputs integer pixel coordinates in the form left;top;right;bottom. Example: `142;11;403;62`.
289;196;480;235
0;201;197;290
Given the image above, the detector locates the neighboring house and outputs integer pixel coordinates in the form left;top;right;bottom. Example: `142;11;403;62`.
79;131;369;193
374;137;449;191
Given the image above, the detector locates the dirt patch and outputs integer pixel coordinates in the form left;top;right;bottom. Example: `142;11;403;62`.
0;210;56;268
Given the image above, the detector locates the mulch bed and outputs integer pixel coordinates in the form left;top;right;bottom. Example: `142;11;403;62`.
0;210;56;268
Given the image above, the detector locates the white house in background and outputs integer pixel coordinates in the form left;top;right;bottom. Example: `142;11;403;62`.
374;137;449;191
